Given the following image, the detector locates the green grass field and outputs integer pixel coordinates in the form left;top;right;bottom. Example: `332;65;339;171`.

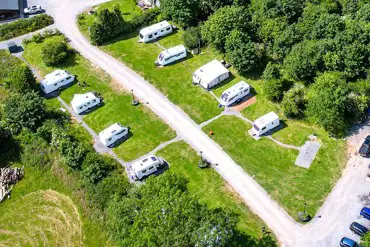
156;141;268;238
203;115;346;218
23;35;176;161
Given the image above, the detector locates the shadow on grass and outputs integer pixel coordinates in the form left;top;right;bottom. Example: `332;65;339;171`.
102;31;139;46
260;120;288;137
110;131;133;148
0;137;21;167
210;73;237;91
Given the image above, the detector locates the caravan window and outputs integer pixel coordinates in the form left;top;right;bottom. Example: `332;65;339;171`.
92;99;96;103
253;124;260;131
108;138;112;141
87;102;91;105
166;27;171;31
151;156;157;161
149;166;154;170
142;169;147;173
140;33;144;39
148;34;153;39
79;106;83;110
66;76;72;80
54;83;57;86
244;89;249;93
161;30;164;32
262;127;266;130
158;53;165;61
154;32;158;35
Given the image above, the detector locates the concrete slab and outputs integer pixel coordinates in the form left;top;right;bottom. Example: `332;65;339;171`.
295;141;321;169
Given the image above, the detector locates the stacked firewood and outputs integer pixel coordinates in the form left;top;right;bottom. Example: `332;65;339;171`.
0;167;24;187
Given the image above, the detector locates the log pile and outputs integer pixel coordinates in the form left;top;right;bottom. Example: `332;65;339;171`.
0;167;24;202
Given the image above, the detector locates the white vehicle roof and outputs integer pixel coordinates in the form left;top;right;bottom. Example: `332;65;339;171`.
132;155;160;172
194;60;229;83
221;81;250;99
41;70;72;86
71;92;97;106
99;123;127;140
160;44;186;56
140;20;171;36
253;112;279;129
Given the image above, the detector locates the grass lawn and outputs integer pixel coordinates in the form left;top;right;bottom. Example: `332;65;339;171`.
0;162;111;246
156;141;268;238
203;115;347;218
23;35;176;161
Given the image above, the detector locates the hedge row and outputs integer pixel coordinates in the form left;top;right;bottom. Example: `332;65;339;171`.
0;14;54;41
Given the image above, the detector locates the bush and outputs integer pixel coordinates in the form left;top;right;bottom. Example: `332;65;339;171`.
4;64;36;92
3;91;46;133
182;27;201;50
0;14;54;41
263;62;281;81
129;8;160;30
82;152;114;184
263;79;287;102
41;39;68;66
281;84;306;118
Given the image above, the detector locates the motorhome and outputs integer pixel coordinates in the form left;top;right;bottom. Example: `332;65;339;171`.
139;20;172;43
40;70;75;94
71;92;101;114
131;155;165;180
249;112;280;137
219;81;251;107
192;60;229;89
98;123;129;148
155;44;187;66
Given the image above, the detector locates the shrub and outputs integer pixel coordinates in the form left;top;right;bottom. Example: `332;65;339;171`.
182;27;201;50
4;64;36;92
263;62;281;81
0;14;54;41
41;39;68;66
129;8;160;30
3;91;46;133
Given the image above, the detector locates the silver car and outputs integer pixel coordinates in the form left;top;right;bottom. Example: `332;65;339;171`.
24;5;42;15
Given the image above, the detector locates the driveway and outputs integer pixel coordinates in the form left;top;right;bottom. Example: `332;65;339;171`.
7;0;370;246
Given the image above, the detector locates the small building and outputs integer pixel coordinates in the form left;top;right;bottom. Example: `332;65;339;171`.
99;123;129;148
219;81;250;107
0;0;22;21
155;44;187;66
139;20;172;43
131;155;165;180
250;112;280;137
40;70;75;95
192;60;230;89
71;92;101;114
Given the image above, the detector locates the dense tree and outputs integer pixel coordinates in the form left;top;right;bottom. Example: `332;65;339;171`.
201;6;250;51
160;0;200;27
283;40;326;82
342;41;369;79
82;152;114;184
41;38;68;66
346;80;370;122
263;79;286;102
309;13;344;39
306;72;349;136
3;91;46;133
106;173;238;246
182;26;201;50
356;3;370;21
281;84;306;118
269;23;302;61
225;30;259;75
90;7;126;45
262;62;281;81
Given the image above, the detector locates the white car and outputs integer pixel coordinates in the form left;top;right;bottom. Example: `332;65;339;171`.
24;5;42;15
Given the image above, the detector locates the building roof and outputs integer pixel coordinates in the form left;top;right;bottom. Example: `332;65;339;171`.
221;81;250;101
41;70;72;86
161;44;186;56
71;92;97;106
140;20;171;36
254;112;279;128
99;123;126;140
132;155;159;172
0;0;20;10
194;60;229;83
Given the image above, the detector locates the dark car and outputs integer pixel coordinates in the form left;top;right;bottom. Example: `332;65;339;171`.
7;42;18;53
340;237;362;247
359;135;370;157
350;222;368;236
360;207;370;220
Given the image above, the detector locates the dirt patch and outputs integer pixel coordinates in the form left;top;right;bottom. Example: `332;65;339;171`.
110;78;126;92
231;96;257;112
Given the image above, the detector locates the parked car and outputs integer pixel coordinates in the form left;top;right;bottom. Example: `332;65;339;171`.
24;5;42;15
359;135;370;157
350;222;368;236
360;207;370;220
340;237;362;247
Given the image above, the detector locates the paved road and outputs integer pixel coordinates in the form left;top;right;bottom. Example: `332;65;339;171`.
7;0;369;246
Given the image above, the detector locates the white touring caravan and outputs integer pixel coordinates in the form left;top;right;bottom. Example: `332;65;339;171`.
71;92;101;114
192;60;230;89
139;20;172;43
249;112;280;137
155;44;187;66
99;123;129;147
40;70;75;94
131;155;165;180
219;81;251;107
